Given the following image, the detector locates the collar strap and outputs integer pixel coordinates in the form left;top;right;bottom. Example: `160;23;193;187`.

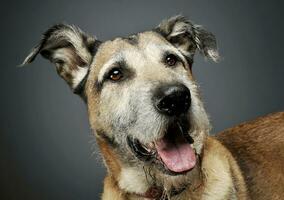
136;186;163;199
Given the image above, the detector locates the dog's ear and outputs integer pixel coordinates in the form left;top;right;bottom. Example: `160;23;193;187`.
155;15;219;63
22;24;101;95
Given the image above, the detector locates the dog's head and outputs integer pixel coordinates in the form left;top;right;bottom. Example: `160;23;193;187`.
23;15;218;193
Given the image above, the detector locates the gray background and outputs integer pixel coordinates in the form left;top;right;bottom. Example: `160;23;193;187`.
1;0;283;199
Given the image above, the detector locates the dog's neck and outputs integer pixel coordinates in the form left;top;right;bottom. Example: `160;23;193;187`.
97;136;204;199
99;136;249;200
119;160;204;200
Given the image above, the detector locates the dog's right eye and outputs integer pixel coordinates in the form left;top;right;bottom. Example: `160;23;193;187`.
107;68;123;81
165;54;178;66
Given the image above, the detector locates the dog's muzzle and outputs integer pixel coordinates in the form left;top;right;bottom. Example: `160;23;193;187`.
127;117;195;175
127;83;196;175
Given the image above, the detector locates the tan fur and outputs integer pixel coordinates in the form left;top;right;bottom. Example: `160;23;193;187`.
216;112;284;200
97;138;122;177
201;137;248;200
102;176;126;200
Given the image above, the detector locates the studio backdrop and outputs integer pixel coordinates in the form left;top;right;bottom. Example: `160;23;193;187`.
1;0;283;199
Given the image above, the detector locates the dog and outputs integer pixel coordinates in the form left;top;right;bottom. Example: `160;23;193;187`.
22;16;284;200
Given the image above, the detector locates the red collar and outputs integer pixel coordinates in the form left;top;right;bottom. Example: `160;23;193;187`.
135;186;164;199
130;186;187;199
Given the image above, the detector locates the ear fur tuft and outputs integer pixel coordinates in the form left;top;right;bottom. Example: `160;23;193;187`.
156;15;220;63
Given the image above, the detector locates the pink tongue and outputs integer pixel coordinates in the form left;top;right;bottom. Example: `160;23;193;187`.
155;135;196;173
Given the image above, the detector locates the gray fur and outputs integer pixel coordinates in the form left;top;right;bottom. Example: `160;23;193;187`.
22;23;100;94
155;15;220;62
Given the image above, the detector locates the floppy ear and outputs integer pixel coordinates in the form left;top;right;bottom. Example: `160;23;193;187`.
22;24;101;95
155;15;219;63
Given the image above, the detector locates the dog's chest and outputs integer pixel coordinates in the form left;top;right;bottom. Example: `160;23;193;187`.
118;167;152;195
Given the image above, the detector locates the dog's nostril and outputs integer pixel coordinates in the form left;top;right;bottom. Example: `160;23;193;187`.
154;84;191;116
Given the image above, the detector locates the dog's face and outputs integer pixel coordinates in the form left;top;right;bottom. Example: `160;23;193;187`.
87;31;212;174
23;15;218;186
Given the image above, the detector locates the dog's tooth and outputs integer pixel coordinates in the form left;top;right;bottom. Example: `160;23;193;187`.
148;142;155;149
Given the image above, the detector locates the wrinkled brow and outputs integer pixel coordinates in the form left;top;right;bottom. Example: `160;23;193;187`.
97;55;124;82
95;56;128;91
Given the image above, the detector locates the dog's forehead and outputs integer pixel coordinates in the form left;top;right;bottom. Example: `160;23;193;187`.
91;31;172;72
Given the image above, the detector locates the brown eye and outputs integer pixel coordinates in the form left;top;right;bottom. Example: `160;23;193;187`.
108;68;123;81
165;54;178;66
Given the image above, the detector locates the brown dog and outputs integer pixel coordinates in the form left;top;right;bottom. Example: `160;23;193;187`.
22;16;283;199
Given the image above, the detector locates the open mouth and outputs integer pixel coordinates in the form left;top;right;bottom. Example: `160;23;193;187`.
127;119;196;175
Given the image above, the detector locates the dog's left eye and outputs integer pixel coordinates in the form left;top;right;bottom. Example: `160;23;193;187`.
108;68;123;81
165;54;178;66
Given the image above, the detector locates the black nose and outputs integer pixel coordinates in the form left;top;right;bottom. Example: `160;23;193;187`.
153;84;191;116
